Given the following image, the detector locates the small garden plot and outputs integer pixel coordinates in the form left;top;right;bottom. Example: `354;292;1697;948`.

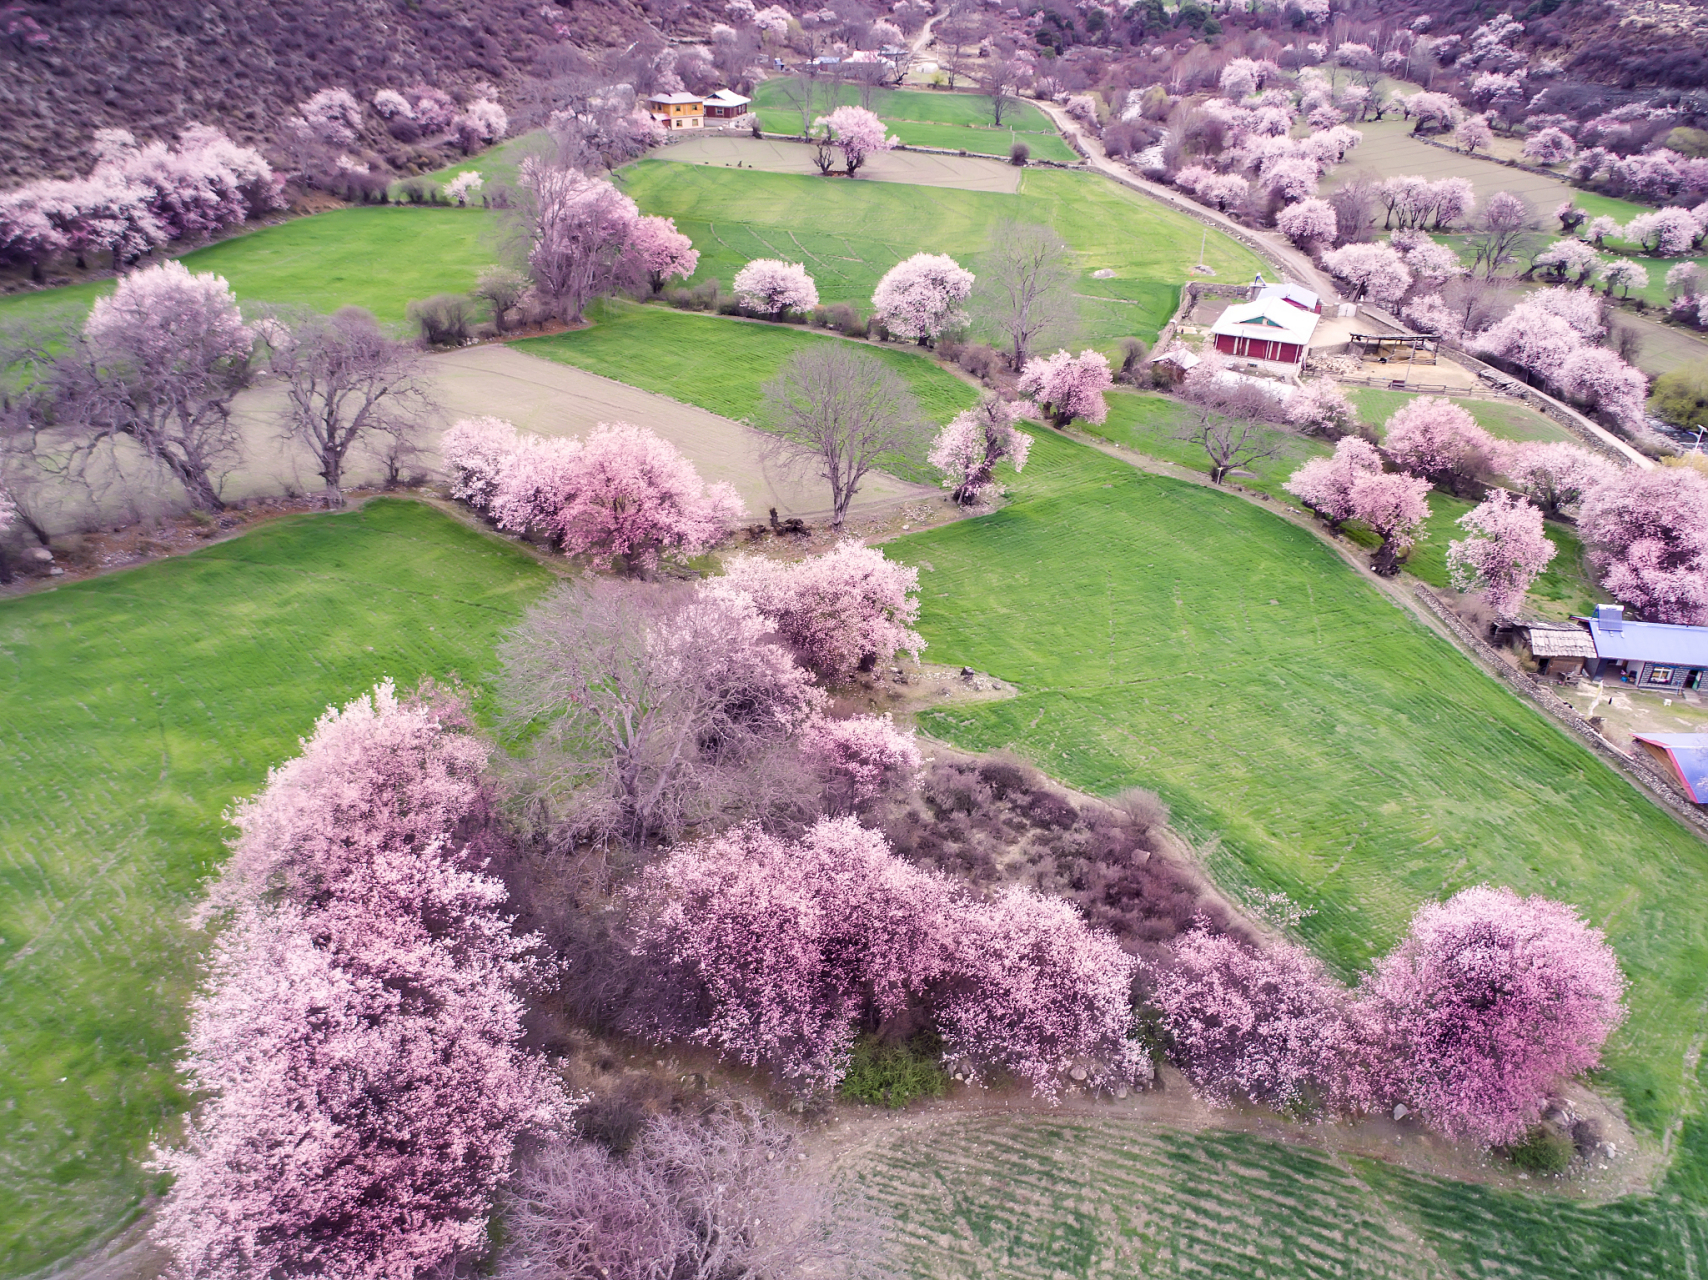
749;81;1079;164
657;134;1026;193
0;500;552;1274
510;303;979;484
0;206;494;328
621;161;1264;347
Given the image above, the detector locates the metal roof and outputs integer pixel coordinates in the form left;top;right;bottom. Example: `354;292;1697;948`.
1522;624;1597;658
1633;734;1708;803
1580;607;1708;667
1254;282;1321;312
703;88;751;105
648;92;704;104
1210;300;1319;346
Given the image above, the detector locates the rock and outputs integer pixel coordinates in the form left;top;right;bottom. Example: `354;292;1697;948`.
1392;1104;1410;1121
1069;1065;1088;1082
960;666;976;679
29;547;53;563
47;567;64;576
1115;1085;1129;1100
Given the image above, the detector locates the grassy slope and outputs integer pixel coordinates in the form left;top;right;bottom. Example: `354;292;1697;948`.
620;160;1267;348
0;207;497;330
888;431;1708;1147
0;500;552;1273
749;81;1080;163
1348;387;1576;445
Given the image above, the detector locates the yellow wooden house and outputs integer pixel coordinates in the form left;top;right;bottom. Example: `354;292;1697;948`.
646;92;705;130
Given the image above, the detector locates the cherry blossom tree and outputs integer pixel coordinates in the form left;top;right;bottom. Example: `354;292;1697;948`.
812;106;896;176
154;683;569;1278
516;159;641;323
1469;191;1538;278
441;416;521;515
1556;346;1649;428
1623;208;1700;258
1381;396;1497;496
444;171;484;206
1446;489;1557;615
1352;886;1625;1146
1321;242;1412;304
1598;258;1649;300
721;541;924;680
1151;924;1349;1110
733;258;819;318
1502;441;1616;518
457;99;509;148
491;421;743;573
1349;470;1432;575
1276;198;1337;249
1018;349;1113;428
1399;237;1466;286
629;215;700;294
1401;292;1462;340
871;253;975;345
1578;466;1708;624
71;260;253;511
1198;173;1253;213
1524;127;1577;165
800;713;923;811
1473;303;1584;386
1530;238;1601;286
1283;377;1357;438
929;393;1034;505
1283;435;1383;530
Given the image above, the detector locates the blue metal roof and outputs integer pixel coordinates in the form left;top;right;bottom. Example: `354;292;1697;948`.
1633;735;1708;803
1581;609;1708;667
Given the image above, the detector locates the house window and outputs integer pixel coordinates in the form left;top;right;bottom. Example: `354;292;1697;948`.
1652;666;1676;684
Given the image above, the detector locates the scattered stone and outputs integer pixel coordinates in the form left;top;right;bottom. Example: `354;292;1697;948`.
1115;1085;1129;1099
1393;1104;1410;1121
47;567;63;576
29;548;53;563
1069;1065;1088;1082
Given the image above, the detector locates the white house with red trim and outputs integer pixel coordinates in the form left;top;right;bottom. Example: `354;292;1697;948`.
1209;297;1319;374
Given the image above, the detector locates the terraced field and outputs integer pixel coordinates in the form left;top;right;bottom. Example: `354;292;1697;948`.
852;1113;1708;1278
0;500;553;1273
749;81;1080;164
622;160;1267;347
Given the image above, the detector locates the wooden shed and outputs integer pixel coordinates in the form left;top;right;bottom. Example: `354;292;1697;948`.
1518;621;1597;678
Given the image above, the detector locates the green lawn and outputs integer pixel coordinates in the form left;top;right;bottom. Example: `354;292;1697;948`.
0;207;500;330
0;500;553;1274
511;302;979;482
890;431;1708;1162
1348;388;1576;445
749;81;1080;163
620;159;1267;348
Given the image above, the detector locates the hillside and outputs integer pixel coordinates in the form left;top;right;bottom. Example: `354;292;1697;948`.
0;0;677;184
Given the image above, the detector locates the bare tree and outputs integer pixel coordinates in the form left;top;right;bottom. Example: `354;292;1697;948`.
971;222;1079;371
501;1107;891;1280
979;59;1021;126
776;74;825;137
761;344;927;527
1178;373;1285;484
1470;193;1540;279
263;307;433;506
472;265;529;334
1444;274;1507;336
935;11;985;89
497;580;822;851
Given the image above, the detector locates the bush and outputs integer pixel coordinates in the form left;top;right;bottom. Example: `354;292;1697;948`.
1010;141;1031;166
838;1033;949;1108
691;278;722;311
958;342;1000;380
1118;337;1148;383
825;301;861;334
1504;1125;1575;1174
408;293;478;346
810;305;833;328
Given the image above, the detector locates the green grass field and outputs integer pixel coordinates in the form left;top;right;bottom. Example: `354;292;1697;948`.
512;302;978;482
0;500;553;1273
889;431;1708;1156
0;207;499;330
749;81;1080;164
1348;388;1576;445
620;159;1267;348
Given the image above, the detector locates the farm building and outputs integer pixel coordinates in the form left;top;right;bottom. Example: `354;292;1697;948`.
1631;734;1708;803
1209;298;1318;373
1517;620;1598;677
1252;279;1323;314
647;92;704;129
702;88;752;121
1579;604;1708;690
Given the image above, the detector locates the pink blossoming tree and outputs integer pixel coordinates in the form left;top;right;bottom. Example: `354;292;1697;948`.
1349;470;1433;575
1321;241;1412;303
152;683;568;1278
1351;885;1626;1146
1446;489;1558;616
800;713;924;812
721;541;924;680
1381;396;1498;496
629;214;700;294
518;159;641;323
442;416;521;513
1284;435;1384;531
1283;377;1357;438
1502;441;1616;518
870;252;975;344
1556;346;1649;428
811;106;896;176
733;258;819;317
1017;349;1113;428
928;394;1034;505
1578;466;1708;624
1276;198;1338;248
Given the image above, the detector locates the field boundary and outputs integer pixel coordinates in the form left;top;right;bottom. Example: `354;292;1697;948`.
1411;583;1708;841
751;129;1086;170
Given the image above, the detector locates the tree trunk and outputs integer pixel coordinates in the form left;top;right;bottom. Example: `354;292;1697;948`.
1372;538;1402;576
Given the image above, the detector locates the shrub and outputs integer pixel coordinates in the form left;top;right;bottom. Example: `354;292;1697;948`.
1504;1125;1575;1174
408;292;478;346
838;1033;949;1107
1010;141;1031;166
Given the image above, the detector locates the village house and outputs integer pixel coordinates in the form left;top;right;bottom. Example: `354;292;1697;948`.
1632;734;1708;803
702;88;752;123
1515;620;1598;679
1579;604;1708;691
1208;296;1318;375
646;91;705;130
